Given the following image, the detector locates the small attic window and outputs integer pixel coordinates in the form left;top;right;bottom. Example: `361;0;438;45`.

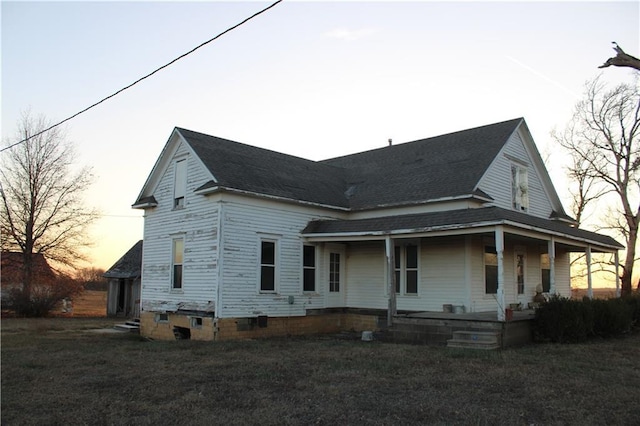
511;164;528;212
174;159;187;209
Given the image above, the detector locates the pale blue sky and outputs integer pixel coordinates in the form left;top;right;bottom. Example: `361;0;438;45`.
2;1;639;269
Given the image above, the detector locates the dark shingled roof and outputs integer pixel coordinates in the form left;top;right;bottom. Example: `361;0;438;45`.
302;207;623;249
321;118;522;210
178;128;350;208
176;118;522;210
103;240;143;279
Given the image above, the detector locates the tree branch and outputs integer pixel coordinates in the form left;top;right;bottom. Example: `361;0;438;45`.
599;42;640;71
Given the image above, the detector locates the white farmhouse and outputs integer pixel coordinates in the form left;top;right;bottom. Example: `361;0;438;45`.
133;118;622;341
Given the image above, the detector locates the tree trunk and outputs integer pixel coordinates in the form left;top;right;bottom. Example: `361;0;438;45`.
622;223;638;296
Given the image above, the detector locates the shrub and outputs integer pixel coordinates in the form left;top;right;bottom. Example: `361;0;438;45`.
534;294;636;343
588;298;632;337
622;291;640;329
533;295;593;343
6;278;83;317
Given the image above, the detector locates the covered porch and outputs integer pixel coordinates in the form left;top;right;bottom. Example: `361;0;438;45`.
303;206;623;327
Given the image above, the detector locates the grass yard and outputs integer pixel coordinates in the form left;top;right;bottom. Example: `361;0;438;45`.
2;318;639;425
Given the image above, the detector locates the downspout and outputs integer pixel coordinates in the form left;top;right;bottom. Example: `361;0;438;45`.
385;235;396;327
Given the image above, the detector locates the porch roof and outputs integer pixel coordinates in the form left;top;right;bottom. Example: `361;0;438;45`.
302;206;623;251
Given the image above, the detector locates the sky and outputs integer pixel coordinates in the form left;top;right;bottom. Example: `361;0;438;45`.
1;0;639;272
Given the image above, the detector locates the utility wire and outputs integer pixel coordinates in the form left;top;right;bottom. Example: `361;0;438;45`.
1;0;283;153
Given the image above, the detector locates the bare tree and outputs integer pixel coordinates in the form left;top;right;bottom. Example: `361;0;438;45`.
553;76;640;295
599;43;640;72
0;112;98;302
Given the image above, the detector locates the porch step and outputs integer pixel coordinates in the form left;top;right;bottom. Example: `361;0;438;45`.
114;318;140;333
447;331;501;350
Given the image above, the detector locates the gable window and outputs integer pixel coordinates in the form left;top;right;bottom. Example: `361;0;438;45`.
172;238;184;290
485;246;498;294
541;254;551;292
329;252;340;292
516;251;525;295
511;164;528;212
303;245;316;292
174;159;187;209
394;243;419;295
260;240;276;292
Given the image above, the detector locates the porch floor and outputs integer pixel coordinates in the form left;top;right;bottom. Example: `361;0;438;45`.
400;309;536;322
385;309;536;348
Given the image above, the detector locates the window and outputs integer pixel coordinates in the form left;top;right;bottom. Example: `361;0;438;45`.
516;252;525;295
303;245;316;292
541;254;551;292
485;246;498;294
329;252;340;292
154;313;169;323
394;244;419;295
174;159;187;208
190;317;203;329
511;164;528;211
172;238;184;289
260;240;276;292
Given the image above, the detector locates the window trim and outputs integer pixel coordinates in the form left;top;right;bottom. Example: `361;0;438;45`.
484;246;498;295
515;248;526;295
511;163;529;212
173;158;187;210
171;237;184;291
259;238;278;293
393;242;420;296
329;252;341;293
302;244;316;293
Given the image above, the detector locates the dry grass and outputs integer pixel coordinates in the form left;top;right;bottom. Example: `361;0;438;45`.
2;318;639;425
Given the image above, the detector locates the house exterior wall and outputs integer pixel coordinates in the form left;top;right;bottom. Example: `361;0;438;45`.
140;141;219;313
478;131;554;219
218;196;340;319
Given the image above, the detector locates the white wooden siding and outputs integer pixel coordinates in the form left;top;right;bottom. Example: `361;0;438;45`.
218;199;338;318
141;141;219;312
478;131;553;218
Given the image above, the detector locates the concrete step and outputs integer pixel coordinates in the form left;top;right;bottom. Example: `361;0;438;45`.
451;331;501;343
114;323;140;333
447;339;501;350
125;320;140;327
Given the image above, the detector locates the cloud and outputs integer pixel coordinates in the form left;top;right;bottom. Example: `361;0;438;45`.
324;28;377;41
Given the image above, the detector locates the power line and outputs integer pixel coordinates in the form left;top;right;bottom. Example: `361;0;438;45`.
1;0;283;154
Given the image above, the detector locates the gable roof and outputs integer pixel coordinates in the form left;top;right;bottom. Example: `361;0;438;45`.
135;118;566;216
177;128;350;208
321;118;522;210
103;240;143;279
1;252;57;286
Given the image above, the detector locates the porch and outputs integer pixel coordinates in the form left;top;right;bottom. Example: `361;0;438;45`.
382;309;535;348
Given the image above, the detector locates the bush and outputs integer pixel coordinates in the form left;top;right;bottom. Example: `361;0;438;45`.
534;294;637;343
588;298;633;337
5;278;83;317
622;291;640;328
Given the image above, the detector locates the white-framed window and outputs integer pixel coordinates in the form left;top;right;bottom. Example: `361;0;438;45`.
154;313;169;323
540;253;551;292
190;317;203;329
329;252;341;292
174;159;187;209
303;245;316;292
511;164;528;212
515;250;526;295
260;239;277;293
485;246;498;294
172;238;184;290
394;243;419;295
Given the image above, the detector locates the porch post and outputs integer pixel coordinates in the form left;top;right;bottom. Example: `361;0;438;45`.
615;251;621;298
586;245;593;299
496;226;505;322
385;235;397;327
548;238;556;294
